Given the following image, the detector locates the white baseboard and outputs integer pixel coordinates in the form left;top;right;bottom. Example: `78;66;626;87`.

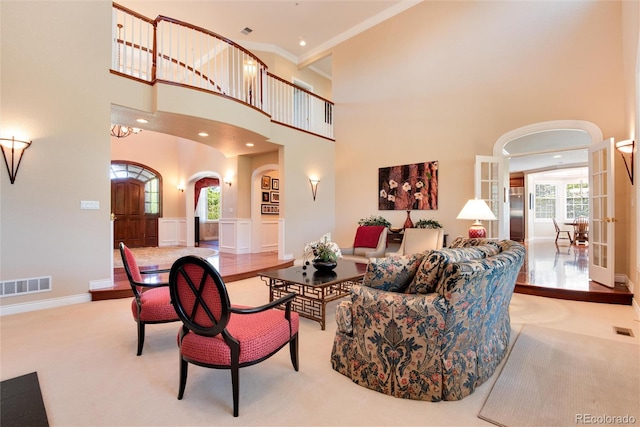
90;278;113;291
0;293;91;316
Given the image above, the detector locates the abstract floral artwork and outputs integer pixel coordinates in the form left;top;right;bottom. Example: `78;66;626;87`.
378;161;438;210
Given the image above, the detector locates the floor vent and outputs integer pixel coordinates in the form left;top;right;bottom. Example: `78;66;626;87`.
613;326;634;337
0;276;51;298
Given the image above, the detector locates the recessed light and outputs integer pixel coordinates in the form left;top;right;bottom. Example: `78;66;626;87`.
246;143;254;147
198;132;208;137
298;37;306;47
553;155;562;158
136;118;148;124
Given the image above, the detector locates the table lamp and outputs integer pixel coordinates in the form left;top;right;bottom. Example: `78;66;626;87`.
456;198;496;238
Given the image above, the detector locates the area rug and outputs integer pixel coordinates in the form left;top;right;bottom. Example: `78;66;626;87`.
1;372;49;427
479;324;639;427
113;246;218;268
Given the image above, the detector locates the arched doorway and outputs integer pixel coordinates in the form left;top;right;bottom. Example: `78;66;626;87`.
251;164;279;254
494;120;603;241
193;176;221;247
110;161;163;248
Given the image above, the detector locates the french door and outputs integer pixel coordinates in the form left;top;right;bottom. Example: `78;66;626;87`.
588;138;615;288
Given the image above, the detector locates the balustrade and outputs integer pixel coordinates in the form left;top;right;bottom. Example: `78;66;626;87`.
112;3;334;140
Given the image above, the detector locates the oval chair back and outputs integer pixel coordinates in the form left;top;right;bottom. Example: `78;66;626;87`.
169;255;232;338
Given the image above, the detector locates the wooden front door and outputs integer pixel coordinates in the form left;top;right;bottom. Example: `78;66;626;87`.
112;179;154;248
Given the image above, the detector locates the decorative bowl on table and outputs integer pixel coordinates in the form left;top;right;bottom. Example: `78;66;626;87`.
312;260;338;272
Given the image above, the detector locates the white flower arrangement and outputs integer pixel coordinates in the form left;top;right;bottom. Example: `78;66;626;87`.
303;233;342;263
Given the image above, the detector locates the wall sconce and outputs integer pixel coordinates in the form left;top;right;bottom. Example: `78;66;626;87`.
456;198;496;238
0;137;32;184
177;183;185;192
309;177;320;201
224;177;232;187
615;139;634;184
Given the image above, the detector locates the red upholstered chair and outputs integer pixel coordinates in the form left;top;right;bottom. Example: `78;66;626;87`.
169;255;299;417
119;242;179;356
340;225;388;263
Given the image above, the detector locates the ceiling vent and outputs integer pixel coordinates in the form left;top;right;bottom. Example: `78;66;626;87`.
241;27;253;35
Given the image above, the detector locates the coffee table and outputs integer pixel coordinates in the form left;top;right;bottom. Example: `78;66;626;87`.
258;260;368;330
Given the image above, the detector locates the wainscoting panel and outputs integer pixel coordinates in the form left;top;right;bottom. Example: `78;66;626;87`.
159;218;187;247
261;220;279;252
219;218;251;254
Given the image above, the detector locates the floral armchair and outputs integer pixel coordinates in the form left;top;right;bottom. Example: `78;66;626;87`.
331;238;525;402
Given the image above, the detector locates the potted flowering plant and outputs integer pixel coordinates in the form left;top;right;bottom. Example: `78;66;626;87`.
303;233;342;272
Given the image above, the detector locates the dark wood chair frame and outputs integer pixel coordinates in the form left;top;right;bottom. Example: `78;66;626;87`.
552;218;573;244
169;255;299;417
119;242;178;356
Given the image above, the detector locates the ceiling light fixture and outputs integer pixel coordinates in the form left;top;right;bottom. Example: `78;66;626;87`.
246;143;254;147
198;132;209;137
298;37;306;47
110;124;142;139
136;118;148;124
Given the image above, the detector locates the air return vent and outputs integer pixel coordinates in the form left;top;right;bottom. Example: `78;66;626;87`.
613;326;634;337
241;27;253;35
0;276;51;298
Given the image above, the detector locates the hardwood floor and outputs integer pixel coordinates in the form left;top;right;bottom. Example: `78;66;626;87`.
92;239;633;305
515;239;632;305
90;240;293;301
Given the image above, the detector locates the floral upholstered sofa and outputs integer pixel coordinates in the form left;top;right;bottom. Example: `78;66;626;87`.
330;237;525;402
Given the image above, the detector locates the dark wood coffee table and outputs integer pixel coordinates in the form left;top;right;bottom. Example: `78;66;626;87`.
258;260;368;330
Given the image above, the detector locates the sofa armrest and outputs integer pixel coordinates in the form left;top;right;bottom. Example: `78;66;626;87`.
335;300;352;334
340;284;449;400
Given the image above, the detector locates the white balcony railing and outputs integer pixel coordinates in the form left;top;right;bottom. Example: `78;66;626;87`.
112;3;334;140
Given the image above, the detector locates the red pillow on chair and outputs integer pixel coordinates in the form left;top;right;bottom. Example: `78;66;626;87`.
353;226;385;248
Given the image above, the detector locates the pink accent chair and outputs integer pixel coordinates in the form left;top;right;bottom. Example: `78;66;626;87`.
169;255;299;417
119;242;179;356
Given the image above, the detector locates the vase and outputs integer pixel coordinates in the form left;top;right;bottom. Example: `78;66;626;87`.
403;210;414;229
312;259;337;272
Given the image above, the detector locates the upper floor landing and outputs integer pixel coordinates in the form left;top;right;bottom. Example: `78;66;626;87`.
110;2;334;153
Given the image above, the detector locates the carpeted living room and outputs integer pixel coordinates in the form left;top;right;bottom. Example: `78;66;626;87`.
1;275;638;426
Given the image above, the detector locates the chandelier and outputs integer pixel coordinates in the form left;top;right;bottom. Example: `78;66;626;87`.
110;124;141;139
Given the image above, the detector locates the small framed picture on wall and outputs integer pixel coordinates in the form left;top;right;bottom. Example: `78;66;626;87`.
270;192;279;203
261;204;279;215
262;192;270;202
262;176;271;190
271;178;279;190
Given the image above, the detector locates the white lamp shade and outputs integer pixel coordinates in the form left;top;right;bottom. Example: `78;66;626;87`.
456;199;497;221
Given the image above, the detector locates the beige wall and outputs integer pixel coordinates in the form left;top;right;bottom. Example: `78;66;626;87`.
332;1;630;255
1;1;113;306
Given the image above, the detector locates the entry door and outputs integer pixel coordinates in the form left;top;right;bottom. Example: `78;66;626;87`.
588;138;615;287
112;179;146;248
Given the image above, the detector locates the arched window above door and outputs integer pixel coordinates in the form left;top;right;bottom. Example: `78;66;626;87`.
110;161;162;215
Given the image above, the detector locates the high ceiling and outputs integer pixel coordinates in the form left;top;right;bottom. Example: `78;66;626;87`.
117;0;420;77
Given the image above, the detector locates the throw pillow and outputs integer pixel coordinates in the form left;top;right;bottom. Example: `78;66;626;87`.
362;252;426;292
406;250;448;294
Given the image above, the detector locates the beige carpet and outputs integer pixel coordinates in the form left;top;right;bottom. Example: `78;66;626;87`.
1;284;638;426
479;324;640;427
113;246;218;268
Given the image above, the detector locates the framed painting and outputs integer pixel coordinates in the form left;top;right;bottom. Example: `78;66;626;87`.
262;192;270;202
261;204;279;215
271;178;279;190
270;191;279;203
378;161;438;210
262;176;271;190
